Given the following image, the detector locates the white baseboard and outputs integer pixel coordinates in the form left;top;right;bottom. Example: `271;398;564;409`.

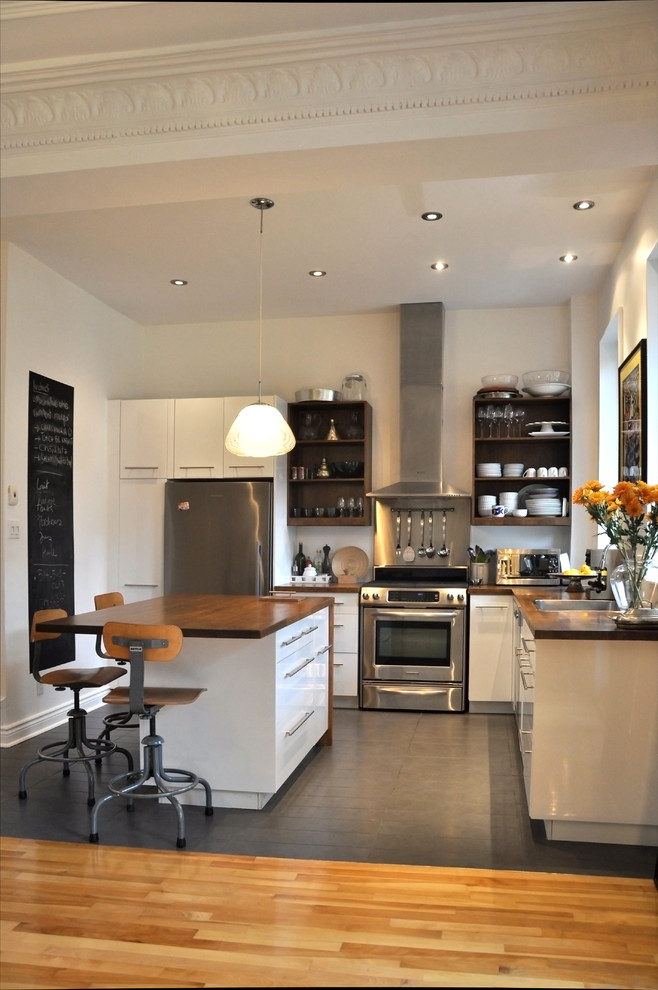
0;688;107;748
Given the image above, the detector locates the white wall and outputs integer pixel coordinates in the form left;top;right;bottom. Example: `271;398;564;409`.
0;245;140;735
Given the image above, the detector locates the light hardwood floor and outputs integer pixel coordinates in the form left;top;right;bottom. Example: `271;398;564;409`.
1;837;656;989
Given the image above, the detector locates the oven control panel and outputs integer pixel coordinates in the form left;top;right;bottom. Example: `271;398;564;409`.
360;586;467;607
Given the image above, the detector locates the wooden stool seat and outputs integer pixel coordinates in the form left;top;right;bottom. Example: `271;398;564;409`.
89;621;213;849
18;610;134;809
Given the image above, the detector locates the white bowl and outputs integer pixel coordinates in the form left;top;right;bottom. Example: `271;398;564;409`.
523;383;571;397
481;374;518;388
513;509;528;517
522;370;570;386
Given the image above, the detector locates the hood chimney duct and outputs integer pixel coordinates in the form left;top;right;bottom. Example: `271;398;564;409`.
368;302;469;499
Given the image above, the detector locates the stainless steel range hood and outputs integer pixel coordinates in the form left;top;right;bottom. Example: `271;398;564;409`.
368;302;469;499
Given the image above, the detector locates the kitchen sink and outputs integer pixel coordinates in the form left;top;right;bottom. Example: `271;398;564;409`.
533;599;619;612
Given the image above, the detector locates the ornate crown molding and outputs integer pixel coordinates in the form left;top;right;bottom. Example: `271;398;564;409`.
2;10;656;158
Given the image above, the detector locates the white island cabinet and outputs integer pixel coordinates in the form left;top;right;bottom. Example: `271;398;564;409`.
143;605;331;809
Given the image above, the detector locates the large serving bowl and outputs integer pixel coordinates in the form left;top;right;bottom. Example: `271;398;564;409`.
481;374;518;388
523;382;571;396
522;370;570;387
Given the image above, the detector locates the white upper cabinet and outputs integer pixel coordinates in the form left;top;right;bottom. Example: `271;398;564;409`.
119;399;173;479
173;398;225;478
223;395;287;478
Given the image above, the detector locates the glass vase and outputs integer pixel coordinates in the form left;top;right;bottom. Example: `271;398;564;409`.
609;548;658;614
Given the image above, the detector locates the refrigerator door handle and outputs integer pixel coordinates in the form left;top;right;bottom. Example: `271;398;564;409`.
256;541;263;597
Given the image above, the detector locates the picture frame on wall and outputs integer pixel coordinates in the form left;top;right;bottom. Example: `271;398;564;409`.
618;339;647;483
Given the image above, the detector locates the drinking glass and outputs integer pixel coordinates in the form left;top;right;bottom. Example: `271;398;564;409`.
345;497;355;517
336;496;346;517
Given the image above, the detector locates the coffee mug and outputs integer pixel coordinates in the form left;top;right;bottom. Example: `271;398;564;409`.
558;466;568;477
548;466;558;477
491;505;507;517
537;466;548;478
523;468;536;478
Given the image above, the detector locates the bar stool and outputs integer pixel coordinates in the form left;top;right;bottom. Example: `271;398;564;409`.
93;592;140;741
89;621;214;849
18;609;134;807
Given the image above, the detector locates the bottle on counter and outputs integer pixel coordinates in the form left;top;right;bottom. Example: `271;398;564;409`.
293;542;306;576
313;549;323;574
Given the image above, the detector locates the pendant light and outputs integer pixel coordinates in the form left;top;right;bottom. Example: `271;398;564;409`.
225;197;296;458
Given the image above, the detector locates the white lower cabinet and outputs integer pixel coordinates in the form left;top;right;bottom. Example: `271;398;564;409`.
118;479;165;601
467;595;513;712
287;591;359;706
331;593;359;706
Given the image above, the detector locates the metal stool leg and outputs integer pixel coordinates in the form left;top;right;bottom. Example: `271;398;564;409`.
19;703;134;806
90;725;213;848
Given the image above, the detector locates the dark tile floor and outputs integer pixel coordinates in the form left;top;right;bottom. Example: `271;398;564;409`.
2;704;656;878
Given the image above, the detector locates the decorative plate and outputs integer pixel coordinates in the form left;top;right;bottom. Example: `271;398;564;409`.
331;546;369;579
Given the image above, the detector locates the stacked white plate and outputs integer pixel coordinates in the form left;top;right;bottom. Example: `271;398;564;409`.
477;495;496;516
499;491;519;511
476;462;501;477
503;463;524;477
526;497;561;516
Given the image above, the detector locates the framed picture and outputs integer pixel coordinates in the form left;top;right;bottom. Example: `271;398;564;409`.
618;339;647;482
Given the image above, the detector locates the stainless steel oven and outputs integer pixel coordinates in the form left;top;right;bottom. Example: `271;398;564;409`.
359;566;467;712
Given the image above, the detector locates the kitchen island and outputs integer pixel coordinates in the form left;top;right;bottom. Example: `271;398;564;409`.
38;594;334;809
496;587;657;846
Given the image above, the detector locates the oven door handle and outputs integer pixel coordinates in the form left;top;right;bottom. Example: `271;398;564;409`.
368;608;461;621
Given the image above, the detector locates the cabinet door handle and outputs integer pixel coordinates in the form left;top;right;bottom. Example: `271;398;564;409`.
178;465;216;470
285;711;314;736
123;465;159;470
285;655;315;678
520;670;535;690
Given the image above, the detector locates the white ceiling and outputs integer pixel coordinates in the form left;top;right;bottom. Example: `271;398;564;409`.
1;1;657;326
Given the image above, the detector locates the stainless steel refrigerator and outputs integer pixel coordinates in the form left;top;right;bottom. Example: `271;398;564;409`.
163;479;273;596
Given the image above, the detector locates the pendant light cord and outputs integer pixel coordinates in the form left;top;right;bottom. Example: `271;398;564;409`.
252;196;274;404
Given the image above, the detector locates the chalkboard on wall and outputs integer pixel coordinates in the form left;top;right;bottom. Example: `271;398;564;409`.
28;372;75;670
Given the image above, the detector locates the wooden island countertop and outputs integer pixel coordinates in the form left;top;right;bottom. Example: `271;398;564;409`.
36;593;334;640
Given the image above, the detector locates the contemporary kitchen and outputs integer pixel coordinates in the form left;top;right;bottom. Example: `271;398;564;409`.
1;5;658;981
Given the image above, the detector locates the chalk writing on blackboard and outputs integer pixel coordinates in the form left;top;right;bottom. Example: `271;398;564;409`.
28;372;75;670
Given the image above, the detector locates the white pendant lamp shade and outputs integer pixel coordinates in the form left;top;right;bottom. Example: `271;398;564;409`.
225;197;297;459
225;402;296;457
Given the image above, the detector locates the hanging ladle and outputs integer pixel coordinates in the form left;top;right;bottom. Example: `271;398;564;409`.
402;510;416;562
417;510;427;557
438;510;450;557
395;510;402;560
425;511;436;558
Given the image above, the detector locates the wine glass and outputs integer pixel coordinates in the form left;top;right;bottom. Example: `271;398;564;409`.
476;406;487;438
345;497;355;517
503;403;514;437
514;409;526;437
336;496;346;517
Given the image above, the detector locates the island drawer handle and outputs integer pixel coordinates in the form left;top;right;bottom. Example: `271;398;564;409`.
280;630;306;647
302;624;319;635
285;655;315;678
285;711;314;736
316;645;330;656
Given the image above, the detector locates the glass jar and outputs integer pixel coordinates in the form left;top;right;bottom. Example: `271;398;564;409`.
341;374;367;401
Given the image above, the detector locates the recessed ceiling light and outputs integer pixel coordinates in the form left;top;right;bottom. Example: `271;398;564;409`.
559;254;578;263
308;270;326;277
170;278;188;286
422;212;443;221
573;200;595;211
431;261;449;271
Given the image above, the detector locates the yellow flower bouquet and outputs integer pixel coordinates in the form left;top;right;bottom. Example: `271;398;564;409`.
572;480;658;612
